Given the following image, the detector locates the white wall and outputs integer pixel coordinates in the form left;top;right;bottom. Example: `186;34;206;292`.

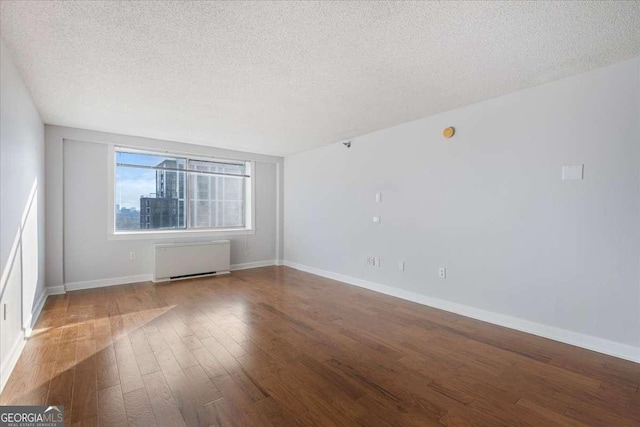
46;126;283;289
285;58;640;361
0;39;46;388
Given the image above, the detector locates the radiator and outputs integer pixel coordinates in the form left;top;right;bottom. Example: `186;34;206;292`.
153;240;231;282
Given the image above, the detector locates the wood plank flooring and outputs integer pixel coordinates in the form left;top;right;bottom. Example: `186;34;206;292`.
2;266;639;426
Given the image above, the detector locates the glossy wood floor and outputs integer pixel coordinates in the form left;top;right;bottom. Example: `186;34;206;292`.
2;266;639;426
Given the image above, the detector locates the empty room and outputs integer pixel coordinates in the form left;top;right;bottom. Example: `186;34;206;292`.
1;1;639;426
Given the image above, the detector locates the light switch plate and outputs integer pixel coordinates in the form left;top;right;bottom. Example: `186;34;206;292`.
562;164;583;180
375;193;382;203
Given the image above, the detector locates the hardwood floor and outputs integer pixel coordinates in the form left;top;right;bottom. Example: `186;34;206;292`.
2;266;639;426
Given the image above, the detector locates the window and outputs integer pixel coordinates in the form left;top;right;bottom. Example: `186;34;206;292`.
114;148;252;232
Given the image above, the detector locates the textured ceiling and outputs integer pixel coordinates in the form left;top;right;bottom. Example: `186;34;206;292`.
1;1;639;156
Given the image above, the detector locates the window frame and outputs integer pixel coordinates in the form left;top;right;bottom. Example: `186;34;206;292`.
108;145;256;240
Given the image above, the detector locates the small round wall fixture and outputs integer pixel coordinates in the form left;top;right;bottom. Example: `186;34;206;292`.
443;126;455;139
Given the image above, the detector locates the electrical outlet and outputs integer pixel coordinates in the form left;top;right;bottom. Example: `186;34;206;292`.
367;256;380;267
129;251;136;260
439;267;446;279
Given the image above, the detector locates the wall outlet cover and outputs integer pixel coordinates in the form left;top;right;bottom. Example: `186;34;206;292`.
562;164;584;180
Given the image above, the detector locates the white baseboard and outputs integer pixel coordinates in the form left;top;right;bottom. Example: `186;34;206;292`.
230;260;276;271
65;274;153;292
284;260;640;364
1;288;51;392
24;289;48;337
45;285;66;295
63;261;277;292
0;330;27;392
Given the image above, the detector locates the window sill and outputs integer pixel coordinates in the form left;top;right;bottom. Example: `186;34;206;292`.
108;228;255;241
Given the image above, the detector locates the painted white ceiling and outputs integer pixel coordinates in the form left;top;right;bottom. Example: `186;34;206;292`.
1;1;639;156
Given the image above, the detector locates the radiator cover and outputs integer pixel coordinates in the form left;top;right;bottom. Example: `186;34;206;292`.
154;240;230;282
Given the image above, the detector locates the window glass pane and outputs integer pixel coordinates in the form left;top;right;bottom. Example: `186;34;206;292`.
115;151;186;231
187;159;246;229
223;201;244;227
115;150;248;232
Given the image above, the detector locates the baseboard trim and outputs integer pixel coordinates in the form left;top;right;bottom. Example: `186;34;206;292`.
45;285;66;295
0;331;27;392
283;260;640;364
1;288;50;392
230;260;276;271
24;289;48;337
62;261;278;292
65;274;153;292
